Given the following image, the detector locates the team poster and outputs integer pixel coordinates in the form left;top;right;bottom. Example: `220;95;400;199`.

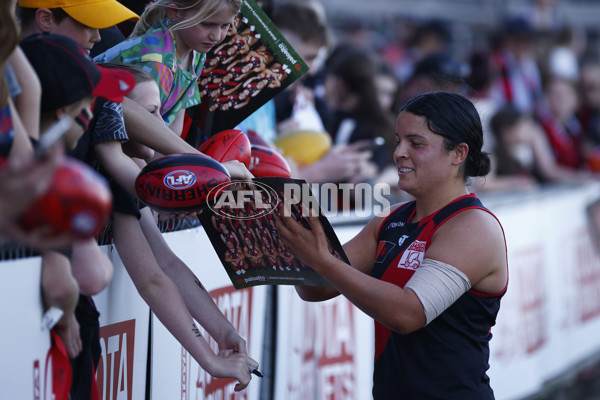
186;0;309;143
198;178;350;289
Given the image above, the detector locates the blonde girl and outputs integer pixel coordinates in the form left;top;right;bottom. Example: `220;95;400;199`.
95;0;242;135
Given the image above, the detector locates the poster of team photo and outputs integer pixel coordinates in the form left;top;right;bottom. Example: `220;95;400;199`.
199;178;349;289
186;0;308;141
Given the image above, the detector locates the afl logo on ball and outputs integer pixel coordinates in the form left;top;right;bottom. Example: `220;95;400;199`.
164;170;196;190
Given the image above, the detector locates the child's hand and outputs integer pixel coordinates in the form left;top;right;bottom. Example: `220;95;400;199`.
222;160;254;180
211;349;258;392
217;330;248;356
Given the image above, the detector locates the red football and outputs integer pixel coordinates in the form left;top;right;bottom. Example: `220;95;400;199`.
135;153;231;212
249;145;292;178
19;157;113;239
199;129;251;167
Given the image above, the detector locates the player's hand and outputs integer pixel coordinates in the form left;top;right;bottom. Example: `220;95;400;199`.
276;203;331;269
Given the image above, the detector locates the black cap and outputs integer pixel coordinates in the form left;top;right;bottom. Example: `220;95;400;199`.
21;33;135;111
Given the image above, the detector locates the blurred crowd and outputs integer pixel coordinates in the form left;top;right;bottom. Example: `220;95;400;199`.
261;0;600;199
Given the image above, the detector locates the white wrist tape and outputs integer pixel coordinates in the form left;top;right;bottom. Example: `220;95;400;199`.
404;258;471;325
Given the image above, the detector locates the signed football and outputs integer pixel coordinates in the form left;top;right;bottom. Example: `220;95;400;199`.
19;157;112;239
199;129;251;167
249;145;292;178
135;153;231;212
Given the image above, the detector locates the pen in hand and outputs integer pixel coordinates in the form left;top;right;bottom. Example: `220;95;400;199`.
248;365;263;378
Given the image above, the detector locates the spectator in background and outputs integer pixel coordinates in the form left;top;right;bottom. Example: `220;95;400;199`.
321;43;396;175
536;75;584;169
544;25;585;83
466;49;501;154
259;1;375;187
235;0;328;143
477;104;591;194
270;0;331;135
394;19;453;85
490;16;544;114
578;53;600;170
519;0;565;33
374;56;401;115
379;50;469;201
399;51;470;105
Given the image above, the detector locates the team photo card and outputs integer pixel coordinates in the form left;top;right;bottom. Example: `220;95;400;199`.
198;177;349;289
187;0;309;141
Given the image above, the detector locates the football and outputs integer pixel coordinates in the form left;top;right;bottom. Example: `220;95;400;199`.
273;129;331;166
199;129;252;167
19;157;113;239
249;145;292;178
135;153;231;213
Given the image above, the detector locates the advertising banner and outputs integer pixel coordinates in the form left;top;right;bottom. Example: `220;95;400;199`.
93;245;151;400
149;227;267;400
0;258;53;400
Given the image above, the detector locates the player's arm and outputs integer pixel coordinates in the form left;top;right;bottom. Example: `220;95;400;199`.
424;209;508;296
280;207;429;334
290;211;385;302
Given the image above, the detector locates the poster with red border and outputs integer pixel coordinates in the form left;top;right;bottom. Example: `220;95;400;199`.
186;0;308;142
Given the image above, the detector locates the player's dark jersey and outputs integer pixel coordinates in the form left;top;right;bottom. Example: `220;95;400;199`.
372;194;507;399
